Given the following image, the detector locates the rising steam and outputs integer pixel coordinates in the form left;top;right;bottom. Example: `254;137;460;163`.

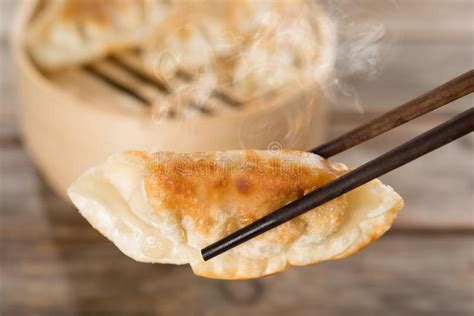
146;0;399;149
322;0;400;111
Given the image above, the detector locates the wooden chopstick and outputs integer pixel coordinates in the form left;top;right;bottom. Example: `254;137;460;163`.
202;108;474;261
201;71;474;261
311;70;474;157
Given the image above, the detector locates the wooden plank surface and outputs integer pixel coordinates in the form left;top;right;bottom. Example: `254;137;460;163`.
1;142;473;316
327;112;474;230
1;112;473;316
1;1;473;315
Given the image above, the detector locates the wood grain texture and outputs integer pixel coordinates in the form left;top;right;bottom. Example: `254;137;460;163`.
1;146;473;316
312;70;474;157
1;113;473;316
329;112;474;230
1;0;474;315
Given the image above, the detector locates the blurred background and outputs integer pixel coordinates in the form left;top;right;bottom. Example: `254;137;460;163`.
1;0;473;315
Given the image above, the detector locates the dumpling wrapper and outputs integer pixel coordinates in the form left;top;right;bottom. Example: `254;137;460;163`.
231;0;335;99
140;0;336;99
27;0;169;70
140;13;220;80
68;150;403;279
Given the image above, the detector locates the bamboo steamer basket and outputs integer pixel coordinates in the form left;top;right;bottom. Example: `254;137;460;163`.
12;1;336;201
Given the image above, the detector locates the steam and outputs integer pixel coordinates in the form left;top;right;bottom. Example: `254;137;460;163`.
322;0;400;111
337;19;386;79
238;0;400;148
146;0;399;149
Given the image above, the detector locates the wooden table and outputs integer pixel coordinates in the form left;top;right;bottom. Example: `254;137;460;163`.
1;1;473;315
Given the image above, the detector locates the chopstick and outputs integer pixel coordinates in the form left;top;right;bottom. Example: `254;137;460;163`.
201;70;474;261
311;69;474;158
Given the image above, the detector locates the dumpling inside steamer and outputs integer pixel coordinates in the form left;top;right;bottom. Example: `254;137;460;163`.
68;150;403;279
28;0;335;102
140;13;227;80
27;0;170;70
141;0;334;100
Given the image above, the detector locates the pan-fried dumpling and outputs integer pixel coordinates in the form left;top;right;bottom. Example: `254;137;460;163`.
68;150;403;279
27;0;169;70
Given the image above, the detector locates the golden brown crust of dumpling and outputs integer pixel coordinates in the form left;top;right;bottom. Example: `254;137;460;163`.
142;150;348;248
68;150;403;280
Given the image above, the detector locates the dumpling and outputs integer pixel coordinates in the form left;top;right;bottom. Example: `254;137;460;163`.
231;1;336;99
140;0;336;98
140;13;223;80
27;0;169;70
68;150;403;279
